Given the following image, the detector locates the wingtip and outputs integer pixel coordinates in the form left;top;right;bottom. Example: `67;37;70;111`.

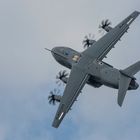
117;98;123;107
52;123;59;128
118;102;123;107
52;120;59;128
134;10;140;15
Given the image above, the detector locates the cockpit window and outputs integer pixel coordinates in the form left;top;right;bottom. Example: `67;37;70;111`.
64;51;69;56
61;49;69;56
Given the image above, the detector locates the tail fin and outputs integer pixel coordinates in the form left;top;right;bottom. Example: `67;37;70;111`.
118;61;140;107
118;75;131;107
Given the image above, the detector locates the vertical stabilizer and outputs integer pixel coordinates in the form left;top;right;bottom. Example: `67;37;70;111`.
118;74;131;107
118;61;140;107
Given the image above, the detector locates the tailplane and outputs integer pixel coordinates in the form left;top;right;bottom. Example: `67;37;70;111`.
118;61;140;107
121;61;140;77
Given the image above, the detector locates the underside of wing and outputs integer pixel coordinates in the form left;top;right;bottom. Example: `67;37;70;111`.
82;11;140;61
52;65;89;128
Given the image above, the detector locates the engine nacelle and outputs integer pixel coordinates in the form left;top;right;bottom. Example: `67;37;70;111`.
89;39;96;45
54;95;62;102
104;26;112;32
61;77;68;84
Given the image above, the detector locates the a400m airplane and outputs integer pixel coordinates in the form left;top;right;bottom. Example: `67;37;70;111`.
46;11;140;128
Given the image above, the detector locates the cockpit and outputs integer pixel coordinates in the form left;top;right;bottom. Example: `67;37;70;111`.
51;46;81;69
61;49;70;56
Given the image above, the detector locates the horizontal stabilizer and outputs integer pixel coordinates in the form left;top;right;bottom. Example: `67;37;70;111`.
118;73;131;107
118;61;140;106
122;61;140;76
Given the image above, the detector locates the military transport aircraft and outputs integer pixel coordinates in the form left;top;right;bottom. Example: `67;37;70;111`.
46;11;140;128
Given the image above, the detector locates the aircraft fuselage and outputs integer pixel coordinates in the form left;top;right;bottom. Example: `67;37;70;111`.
51;46;139;90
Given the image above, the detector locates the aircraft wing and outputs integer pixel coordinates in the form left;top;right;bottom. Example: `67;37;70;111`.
52;65;89;128
82;11;140;61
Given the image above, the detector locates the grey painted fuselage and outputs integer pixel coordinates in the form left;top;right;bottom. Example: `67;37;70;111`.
51;46;138;90
50;11;140;128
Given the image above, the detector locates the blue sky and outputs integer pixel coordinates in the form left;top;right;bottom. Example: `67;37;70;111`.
0;0;140;140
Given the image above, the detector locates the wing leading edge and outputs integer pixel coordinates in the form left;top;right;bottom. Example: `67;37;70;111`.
82;11;140;61
52;65;89;128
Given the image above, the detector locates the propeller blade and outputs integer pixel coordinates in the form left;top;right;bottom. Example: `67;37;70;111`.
56;70;68;86
99;19;111;29
48;88;62;105
52;99;55;105
82;33;95;49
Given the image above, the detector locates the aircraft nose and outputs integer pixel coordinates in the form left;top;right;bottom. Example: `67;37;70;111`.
51;47;59;58
51;47;57;54
51;47;64;60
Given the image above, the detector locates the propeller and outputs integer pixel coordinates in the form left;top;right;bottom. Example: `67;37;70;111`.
48;89;61;105
56;70;68;86
99;19;111;29
99;19;112;34
82;33;95;49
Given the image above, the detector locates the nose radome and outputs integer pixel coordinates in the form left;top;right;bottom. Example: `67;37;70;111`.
51;47;60;57
51;47;64;58
51;46;66;55
51;47;57;53
51;47;63;53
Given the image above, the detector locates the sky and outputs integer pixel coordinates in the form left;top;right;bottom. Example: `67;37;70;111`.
0;0;140;140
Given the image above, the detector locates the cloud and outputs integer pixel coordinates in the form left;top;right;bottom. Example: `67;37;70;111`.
0;0;140;140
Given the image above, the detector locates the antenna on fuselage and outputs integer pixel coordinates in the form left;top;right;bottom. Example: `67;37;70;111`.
44;48;55;55
45;48;52;52
44;47;66;59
